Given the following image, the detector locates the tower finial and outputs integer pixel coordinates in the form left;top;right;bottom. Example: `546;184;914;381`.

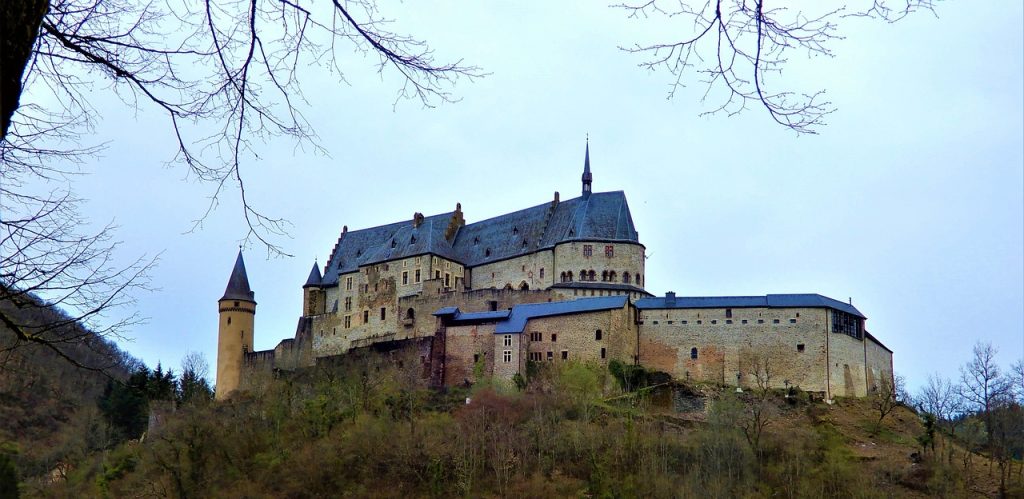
581;138;593;197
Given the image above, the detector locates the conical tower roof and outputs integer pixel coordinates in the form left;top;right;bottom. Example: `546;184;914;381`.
303;261;322;288
221;250;256;302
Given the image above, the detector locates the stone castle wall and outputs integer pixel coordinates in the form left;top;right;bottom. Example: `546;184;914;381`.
552;241;646;288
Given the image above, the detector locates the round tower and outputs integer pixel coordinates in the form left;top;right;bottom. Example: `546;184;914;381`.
216;250;256;401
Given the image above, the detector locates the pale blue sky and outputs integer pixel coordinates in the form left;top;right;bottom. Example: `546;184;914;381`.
37;2;1023;390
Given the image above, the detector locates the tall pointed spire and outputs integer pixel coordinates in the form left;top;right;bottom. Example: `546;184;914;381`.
581;136;593;197
221;250;256;302
303;260;322;288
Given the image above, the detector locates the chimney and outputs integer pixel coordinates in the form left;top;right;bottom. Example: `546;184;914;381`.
445;203;465;241
412;212;424;228
665;291;676;307
342;225;348;234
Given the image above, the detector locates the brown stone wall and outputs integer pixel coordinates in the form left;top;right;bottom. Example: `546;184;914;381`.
444;324;497;385
864;336;894;394
216;298;256;400
552;241;646;289
638;307;831;393
468;250;556;291
522;305;636;368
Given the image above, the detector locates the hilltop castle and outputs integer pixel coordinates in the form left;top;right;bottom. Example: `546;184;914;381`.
215;144;893;401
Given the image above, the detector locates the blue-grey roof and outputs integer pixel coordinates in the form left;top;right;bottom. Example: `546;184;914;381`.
634;293;865;318
221;251;256;302
303;262;322;288
320;191;639;286
497;295;628;333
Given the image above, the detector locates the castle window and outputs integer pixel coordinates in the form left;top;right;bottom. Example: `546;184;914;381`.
346;277;353;290
789;318;797;324
227;316;231;325
344;297;352;311
696;320;702;325
609;271;617;282
406;308;415;320
637;274;642;286
797;344;805;352
623;272;631;284
560;271;566;282
363;310;369;323
380;307;386;320
601;348;606;359
561;351;568;360
503;350;512;363
503;334;512;347
485;248;491;257
588;270;596;281
601;270;608;281
726;320;733;324
551;333;557;342
567;270;573;281
583;245;593;257
519;281;529;290
773;319;780;324
741;319;748;324
595;329;602;341
547;351;553;361
234;301;239;307
445;261;451;269
726;308;732;318
391;239;397;248
681;320;688;324
757;319;764;324
402;271;409;285
445;273;451;287
522;265;526;271
488;301;498;311
530;332;542;341
605;245;614;257
539;268;544;279
711;320;718;325
691;348;698;359
344;315;351;328
415;269;421;283
474;353;480;363
473;237;479;245
579;269;587;281
513;226;518;235
435;270;441;279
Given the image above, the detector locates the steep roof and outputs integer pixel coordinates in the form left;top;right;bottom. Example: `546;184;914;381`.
319;191;640;285
634;293;865;318
434;295;629;334
303;262;322;288
221;250;256;302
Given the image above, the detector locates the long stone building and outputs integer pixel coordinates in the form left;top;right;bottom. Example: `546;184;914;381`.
215;144;893;401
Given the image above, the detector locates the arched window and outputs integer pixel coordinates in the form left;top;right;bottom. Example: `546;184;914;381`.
690;347;698;359
623;272;631;284
406;308;415;320
609;271;617;282
567;270;573;282
580;269;587;281
504;283;514;290
601;270;608;281
588;270;596;281
560;271;566;282
519;281;529;291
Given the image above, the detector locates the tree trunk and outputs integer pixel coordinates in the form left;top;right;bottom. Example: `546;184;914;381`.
0;0;48;141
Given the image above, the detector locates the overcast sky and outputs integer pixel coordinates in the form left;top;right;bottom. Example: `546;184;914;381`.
41;2;1023;391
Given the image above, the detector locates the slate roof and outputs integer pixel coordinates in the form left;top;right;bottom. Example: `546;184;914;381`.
319;191;640;286
634;293;865;318
434;296;628;334
303;262;322;288
221;250;256;302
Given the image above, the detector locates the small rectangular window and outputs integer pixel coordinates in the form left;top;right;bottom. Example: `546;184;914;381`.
741;319;748;324
344;315;351;328
797;344;806;352
696;320;702;325
346;277;353;290
725;308;732;318
711;320;718;325
380;307;386;320
503;350;511;363
474;353;480;363
435;270;441;279
415;269;421;283
773;319;780;324
402;271;409;285
583;245;593;257
551;333;557;342
681;320;688;325
600;347;606;359
540;268;545;279
789;318;797;324
604;245;614;257
547;351;553;361
757;319;764;324
363;310;369;323
504;334;512;347
561;351;568;360
595;329;602;341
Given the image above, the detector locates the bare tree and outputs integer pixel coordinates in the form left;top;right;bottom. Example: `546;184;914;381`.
870;373;901;429
1;0;479;366
739;351;776;457
915;372;963;430
959;341;1011;438
615;0;940;134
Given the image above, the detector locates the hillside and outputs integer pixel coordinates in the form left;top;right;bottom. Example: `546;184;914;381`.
0;294;139;483
25;356;1021;498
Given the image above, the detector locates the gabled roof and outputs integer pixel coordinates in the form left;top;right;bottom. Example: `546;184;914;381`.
221;250;256;302
319;191;640;286
634;293;865;318
435;296;628;334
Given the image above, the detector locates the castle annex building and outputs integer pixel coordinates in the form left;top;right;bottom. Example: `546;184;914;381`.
215;145;894;401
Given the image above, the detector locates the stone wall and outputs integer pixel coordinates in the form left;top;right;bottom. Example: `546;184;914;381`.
552;241;646;288
865;335;894;393
469;250;556;291
522;305;636;366
444;323;497;385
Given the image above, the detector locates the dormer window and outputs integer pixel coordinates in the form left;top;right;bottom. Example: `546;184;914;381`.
485;248;492;257
356;249;362;256
512;226;518;235
473;237;479;245
522;239;528;248
391;239;397;248
410;235;416;244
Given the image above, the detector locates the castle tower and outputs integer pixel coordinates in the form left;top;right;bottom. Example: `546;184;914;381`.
302;261;324;316
581;139;592;198
215;250;256;401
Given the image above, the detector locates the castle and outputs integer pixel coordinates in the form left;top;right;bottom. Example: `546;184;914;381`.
215;144;893;401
